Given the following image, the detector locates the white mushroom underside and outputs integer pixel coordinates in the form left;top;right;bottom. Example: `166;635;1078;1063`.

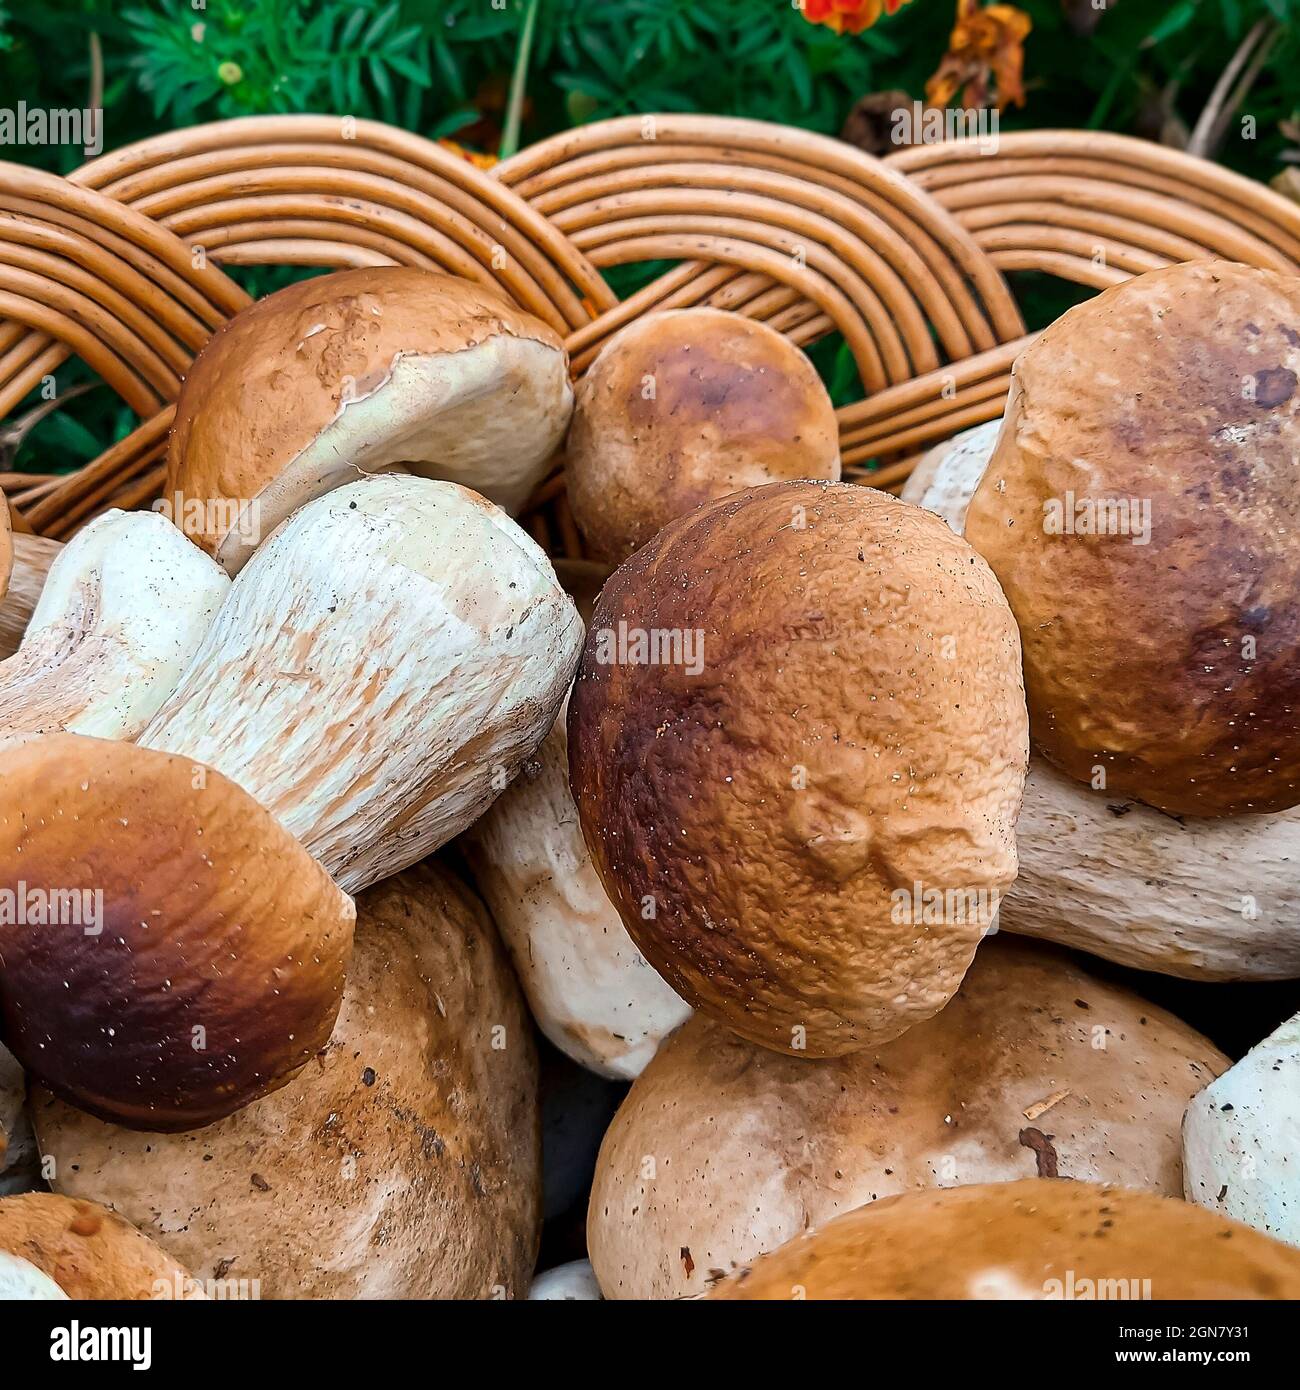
0;510;229;741
1184;1012;1300;1244
464;697;691;1080
216;341;573;574
0;1249;68;1299
142;475;583;894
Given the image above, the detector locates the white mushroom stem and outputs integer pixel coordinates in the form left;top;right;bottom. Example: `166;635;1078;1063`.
528;1260;603;1301
900;418;1002;534
463;694;691;1081
0;511;229;741
1000;757;1300;980
1183;1013;1300;1245
0;534;61;659
903;421;1300;981
140;475;583;894
0;1250;68;1299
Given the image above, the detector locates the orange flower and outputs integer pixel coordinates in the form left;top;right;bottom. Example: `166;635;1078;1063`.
926;0;1032;111
801;0;913;36
437;138;498;171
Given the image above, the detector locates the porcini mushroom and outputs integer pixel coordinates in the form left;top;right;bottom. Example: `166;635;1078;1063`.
588;937;1227;1299
568;480;1028;1057
965;260;1300;817
565;309;840;564
0;1250;68;1299
900;417;1001;534
0;1192;203;1299
1184;1011;1300;1245
708;1180;1300;1300
528;1260;602;1301
36;862;541;1299
0;509;228;740
166;267;574;574
0;733;354;1130
462;560;688;1080
139;474;582;893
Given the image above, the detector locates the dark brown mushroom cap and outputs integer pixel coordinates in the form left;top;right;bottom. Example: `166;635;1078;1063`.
0;733;354;1130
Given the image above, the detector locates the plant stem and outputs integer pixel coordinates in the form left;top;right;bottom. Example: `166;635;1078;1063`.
499;0;541;160
1186;15;1277;159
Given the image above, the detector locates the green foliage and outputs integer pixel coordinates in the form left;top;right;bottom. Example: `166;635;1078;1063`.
2;0;1300;467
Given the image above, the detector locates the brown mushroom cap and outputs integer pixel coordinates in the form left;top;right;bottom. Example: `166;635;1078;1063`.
34;862;541;1299
588;936;1228;1299
0;1192;201;1299
709;1179;1300;1300
566;309;840;563
568;480;1028;1057
0;733;354;1130
965;260;1300;817
166;267;573;573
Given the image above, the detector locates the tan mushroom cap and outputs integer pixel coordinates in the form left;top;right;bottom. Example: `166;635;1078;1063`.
35;862;541;1299
566;309;841;563
568;479;1028;1057
588;936;1227;1299
166;267;573;573
709;1180;1300;1300
965;260;1300;817
0;1192;202;1299
0;733;354;1131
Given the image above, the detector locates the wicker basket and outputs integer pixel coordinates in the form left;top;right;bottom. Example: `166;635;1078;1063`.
3;113;1299;557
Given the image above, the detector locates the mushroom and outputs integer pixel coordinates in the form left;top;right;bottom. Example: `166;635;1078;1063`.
1184;1011;1300;1245
139;474;582;894
1002;758;1300;979
0;491;10;604
0;1193;204;1299
0;510;228;740
0;733;354;1130
0;533;62;660
900;417;1001;534
587;936;1227;1299
462;560;690;1080
897;412;1300;979
565;309;840;563
35;862;541;1299
708;1180;1300;1300
965;260;1300;817
528;1260;603;1301
0;1250;68;1299
165;267;573;574
568;480;1028;1057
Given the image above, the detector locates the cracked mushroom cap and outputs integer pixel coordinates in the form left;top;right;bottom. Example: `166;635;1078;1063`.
166;267;573;573
568;479;1029;1057
0;1193;202;1299
964;260;1300;817
709;1179;1300;1300
35;862;540;1299
0;733;354;1131
565;309;841;563
587;936;1227;1299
